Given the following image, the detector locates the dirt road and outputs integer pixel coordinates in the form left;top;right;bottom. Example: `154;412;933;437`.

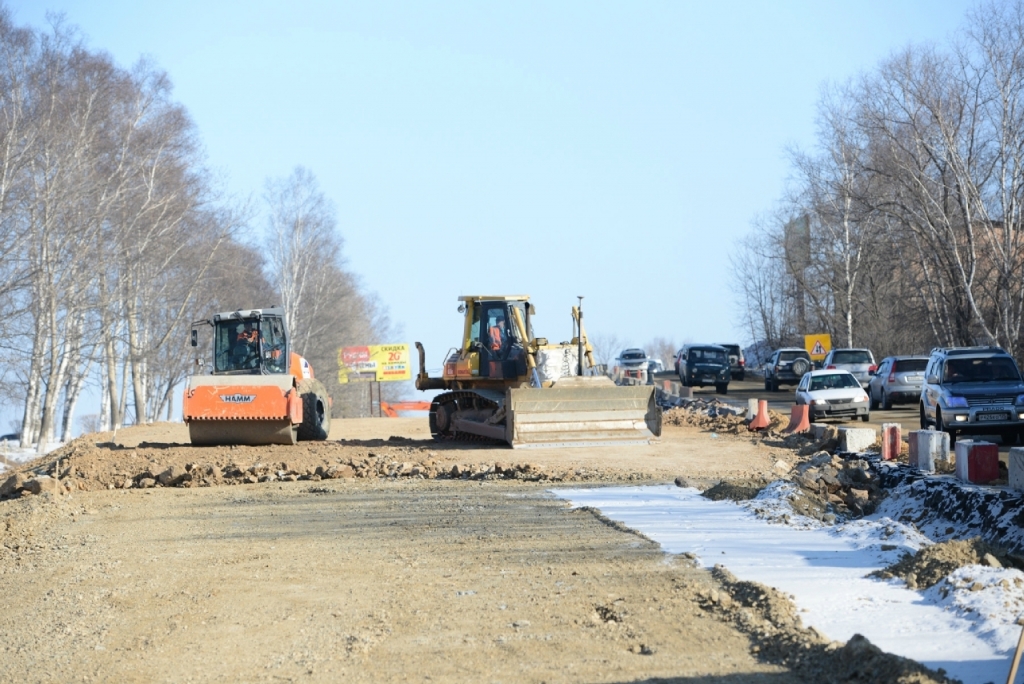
0;419;948;683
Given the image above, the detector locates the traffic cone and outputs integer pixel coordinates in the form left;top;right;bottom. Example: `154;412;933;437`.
748;399;770;431
783;404;811;434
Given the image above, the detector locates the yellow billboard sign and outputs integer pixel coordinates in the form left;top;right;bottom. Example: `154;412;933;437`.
804;334;832;362
338;344;412;383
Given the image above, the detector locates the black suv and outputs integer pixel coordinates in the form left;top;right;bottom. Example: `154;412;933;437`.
764;347;812;392
676;344;731;394
920;346;1024;444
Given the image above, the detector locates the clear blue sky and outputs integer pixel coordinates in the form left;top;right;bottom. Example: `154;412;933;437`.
11;0;977;370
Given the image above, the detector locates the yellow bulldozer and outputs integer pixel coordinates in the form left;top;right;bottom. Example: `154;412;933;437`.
182;307;332;446
415;295;661;448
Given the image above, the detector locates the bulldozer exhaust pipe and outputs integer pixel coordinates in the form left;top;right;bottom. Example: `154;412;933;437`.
414;341;447;391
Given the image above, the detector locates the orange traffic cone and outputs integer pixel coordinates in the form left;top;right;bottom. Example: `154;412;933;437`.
784;404;811;434
748;399;770;431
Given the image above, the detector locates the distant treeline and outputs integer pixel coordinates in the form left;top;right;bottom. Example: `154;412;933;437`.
0;7;391;449
733;1;1024;362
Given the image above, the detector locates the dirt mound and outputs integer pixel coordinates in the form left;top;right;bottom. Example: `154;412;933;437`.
2;423;677;500
702;565;952;683
702;478;768;502
871;537;1011;589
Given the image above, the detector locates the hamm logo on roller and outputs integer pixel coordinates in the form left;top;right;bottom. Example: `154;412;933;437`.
220;394;256;403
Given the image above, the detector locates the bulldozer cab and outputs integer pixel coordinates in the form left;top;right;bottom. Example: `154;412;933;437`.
463;298;532;380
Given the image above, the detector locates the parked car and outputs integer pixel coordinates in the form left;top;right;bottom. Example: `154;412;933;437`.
717;343;745;381
920;346;1024;444
868;356;928;410
647;359;665;374
795;369;871;422
616;348;649;380
676;344;731;394
764;347;812;391
822;348;876;387
0;432;19;443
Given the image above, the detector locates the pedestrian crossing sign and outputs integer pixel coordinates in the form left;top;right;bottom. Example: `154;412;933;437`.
804;334;831;362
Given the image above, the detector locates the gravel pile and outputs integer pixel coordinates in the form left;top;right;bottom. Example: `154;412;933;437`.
871;537;1014;589
663;398;788;434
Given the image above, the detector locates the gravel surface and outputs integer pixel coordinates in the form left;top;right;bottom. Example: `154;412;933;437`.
0;417;957;682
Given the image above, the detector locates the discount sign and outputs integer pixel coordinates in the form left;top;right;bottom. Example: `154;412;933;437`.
338;344;411;383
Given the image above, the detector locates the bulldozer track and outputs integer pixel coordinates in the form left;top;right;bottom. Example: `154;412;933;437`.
429;391;506;445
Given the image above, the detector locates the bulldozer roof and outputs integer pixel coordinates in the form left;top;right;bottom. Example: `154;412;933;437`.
457;295;529;303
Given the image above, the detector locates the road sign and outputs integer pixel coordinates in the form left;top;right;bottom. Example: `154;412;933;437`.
804;334;831;362
338;344;412;383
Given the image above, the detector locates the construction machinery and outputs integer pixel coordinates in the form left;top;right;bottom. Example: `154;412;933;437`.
182;307;331;446
415;295;661;448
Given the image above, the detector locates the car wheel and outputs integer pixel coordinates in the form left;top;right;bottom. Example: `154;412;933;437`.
869;388;879;411
882;390;893;411
764;378;771;392
738;371;745;381
861;413;870;423
770;378;779;392
715;383;728;395
919;404;929;430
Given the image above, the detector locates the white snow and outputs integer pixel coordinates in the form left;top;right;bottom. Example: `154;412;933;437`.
550;483;1024;684
0;439;62;474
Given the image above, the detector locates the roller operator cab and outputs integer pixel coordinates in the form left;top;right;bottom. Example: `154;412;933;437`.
182;307;332;446
414;295;662;448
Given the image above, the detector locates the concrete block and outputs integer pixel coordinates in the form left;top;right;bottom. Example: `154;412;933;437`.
912;430;949;472
930;430;951;463
955;440;999;484
839;427;877;453
747;398;759;421
810;423;829;440
881;423;901;461
1010;447;1024;491
908;430;920;466
678;386;693;399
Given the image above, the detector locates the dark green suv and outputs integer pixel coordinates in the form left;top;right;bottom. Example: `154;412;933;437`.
676;344;731;394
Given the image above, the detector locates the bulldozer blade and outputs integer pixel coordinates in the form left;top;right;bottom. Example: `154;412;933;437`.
188;419;298;446
507;381;660;448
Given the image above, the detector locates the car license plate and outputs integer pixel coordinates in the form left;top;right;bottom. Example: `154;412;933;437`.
978;412;1009;422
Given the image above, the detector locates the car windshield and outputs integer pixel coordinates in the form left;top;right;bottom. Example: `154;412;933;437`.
832;350;872;364
779;351;809;362
621;351;645;360
893;359;927;373
943;357;1022;383
809;373;860;391
691;348;726;362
